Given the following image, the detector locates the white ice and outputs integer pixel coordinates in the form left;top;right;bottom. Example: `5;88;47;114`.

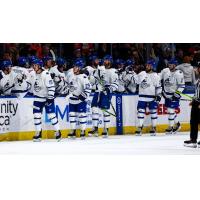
0;132;199;155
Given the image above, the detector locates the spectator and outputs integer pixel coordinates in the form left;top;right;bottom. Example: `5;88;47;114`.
176;56;196;86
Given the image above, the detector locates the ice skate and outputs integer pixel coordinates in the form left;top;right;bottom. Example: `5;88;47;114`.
198;141;200;148
165;126;173;135
184;140;197;148
172;122;181;134
55;130;62;142
149;127;156;136
135;127;142;136
33;131;42;142
80;130;86;140
102;128;109;138
88;127;99;137
68;130;76;139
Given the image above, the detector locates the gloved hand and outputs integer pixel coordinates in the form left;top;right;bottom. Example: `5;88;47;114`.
17;74;25;84
46;98;54;106
155;95;162;103
78;93;87;102
104;86;112;95
51;73;55;79
171;92;181;101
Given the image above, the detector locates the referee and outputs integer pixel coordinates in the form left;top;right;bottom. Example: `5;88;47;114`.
184;64;200;148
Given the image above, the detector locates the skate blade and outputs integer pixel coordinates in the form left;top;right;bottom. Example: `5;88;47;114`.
68;136;76;139
102;135;108;138
88;133;99;137
150;133;156;136
80;137;86;140
184;144;197;148
172;127;181;134
56;138;62;142
135;134;142;136
33;138;41;142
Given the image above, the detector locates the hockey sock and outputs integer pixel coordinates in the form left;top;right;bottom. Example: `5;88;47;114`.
103;110;110;129
92;107;99;127
34;113;42;132
174;113;178;124
137;108;145;127
69;112;77;130
150;109;157;127
167;108;175;127
48;113;60;131
79;112;87;131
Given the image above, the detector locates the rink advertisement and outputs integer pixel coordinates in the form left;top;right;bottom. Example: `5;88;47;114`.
0;94;192;141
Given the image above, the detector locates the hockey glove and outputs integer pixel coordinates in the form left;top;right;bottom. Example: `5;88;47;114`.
155;95;162;103
78;93;87;102
51;73;55;79
171;92;181;101
46;98;54;106
104;86;112;95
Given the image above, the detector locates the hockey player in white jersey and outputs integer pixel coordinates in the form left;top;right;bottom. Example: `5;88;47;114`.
160;58;185;134
43;56;54;71
67;60;92;139
12;57;32;97
49;57;68;96
88;55;119;138
31;59;62;141
0;60;15;96
135;59;162;136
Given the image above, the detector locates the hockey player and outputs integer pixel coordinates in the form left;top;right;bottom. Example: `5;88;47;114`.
0;60;15;96
43;56;54;71
12;57;32;97
49;57;68;96
67;60;92;139
88;55;119;138
115;59;126;93
135;59;162;136
160;58;185;134
31;59;62;141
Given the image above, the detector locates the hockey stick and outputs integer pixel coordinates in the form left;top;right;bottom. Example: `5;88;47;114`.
175;91;193;100
50;49;56;61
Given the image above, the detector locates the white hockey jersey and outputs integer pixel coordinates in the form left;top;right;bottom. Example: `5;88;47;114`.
12;66;32;93
123;71;138;93
91;66;118;92
159;68;185;98
33;70;55;102
0;71;15;95
68;73;92;104
49;65;68;95
138;71;162;102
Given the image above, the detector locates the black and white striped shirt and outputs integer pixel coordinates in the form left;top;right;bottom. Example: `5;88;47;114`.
195;78;200;100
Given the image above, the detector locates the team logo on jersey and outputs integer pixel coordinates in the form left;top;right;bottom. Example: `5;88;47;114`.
164;77;173;87
141;79;150;89
34;80;42;92
4;81;10;90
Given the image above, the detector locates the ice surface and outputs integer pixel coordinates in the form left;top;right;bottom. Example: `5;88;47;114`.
0;132;199;155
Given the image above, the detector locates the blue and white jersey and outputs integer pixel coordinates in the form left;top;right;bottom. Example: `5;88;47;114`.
12;66;32;93
159;68;185;98
103;68;119;92
68;73;92;104
0;71;15;95
33;70;55;102
122;70;138;93
89;65;106;92
138;71;162;102
49;65;68;95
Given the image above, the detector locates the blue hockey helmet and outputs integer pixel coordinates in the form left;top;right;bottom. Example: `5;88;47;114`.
32;59;43;67
56;57;66;67
146;59;156;67
103;55;113;63
168;58;178;65
74;60;84;69
126;59;135;66
28;56;38;64
89;55;98;62
1;60;12;70
18;56;29;67
43;56;53;63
